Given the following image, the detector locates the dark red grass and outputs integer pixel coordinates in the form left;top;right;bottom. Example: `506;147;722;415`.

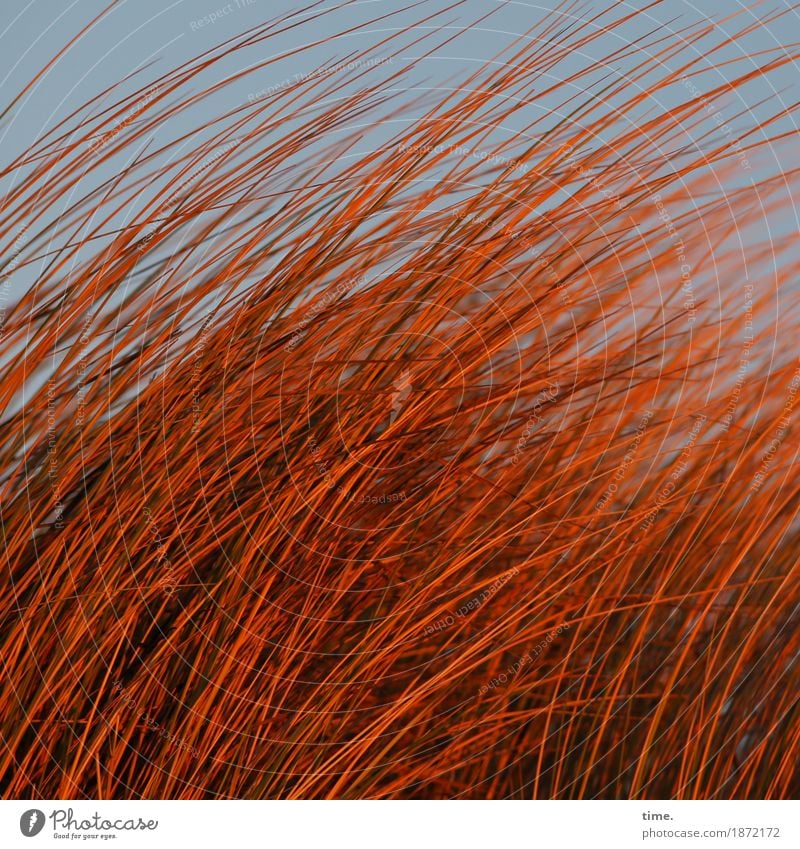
1;1;800;799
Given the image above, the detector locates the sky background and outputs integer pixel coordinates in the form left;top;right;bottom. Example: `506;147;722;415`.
1;1;798;338
3;1;797;163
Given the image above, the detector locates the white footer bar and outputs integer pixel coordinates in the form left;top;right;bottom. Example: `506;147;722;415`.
2;800;798;848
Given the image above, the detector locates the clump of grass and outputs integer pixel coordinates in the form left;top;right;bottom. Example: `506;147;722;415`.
1;2;799;799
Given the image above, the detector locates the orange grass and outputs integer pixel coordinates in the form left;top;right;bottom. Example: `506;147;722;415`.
1;1;800;799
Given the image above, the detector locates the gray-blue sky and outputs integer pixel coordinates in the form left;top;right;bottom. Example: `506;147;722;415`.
1;2;797;320
4;1;798;159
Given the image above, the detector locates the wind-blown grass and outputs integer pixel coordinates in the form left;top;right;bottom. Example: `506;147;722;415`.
1;1;799;799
